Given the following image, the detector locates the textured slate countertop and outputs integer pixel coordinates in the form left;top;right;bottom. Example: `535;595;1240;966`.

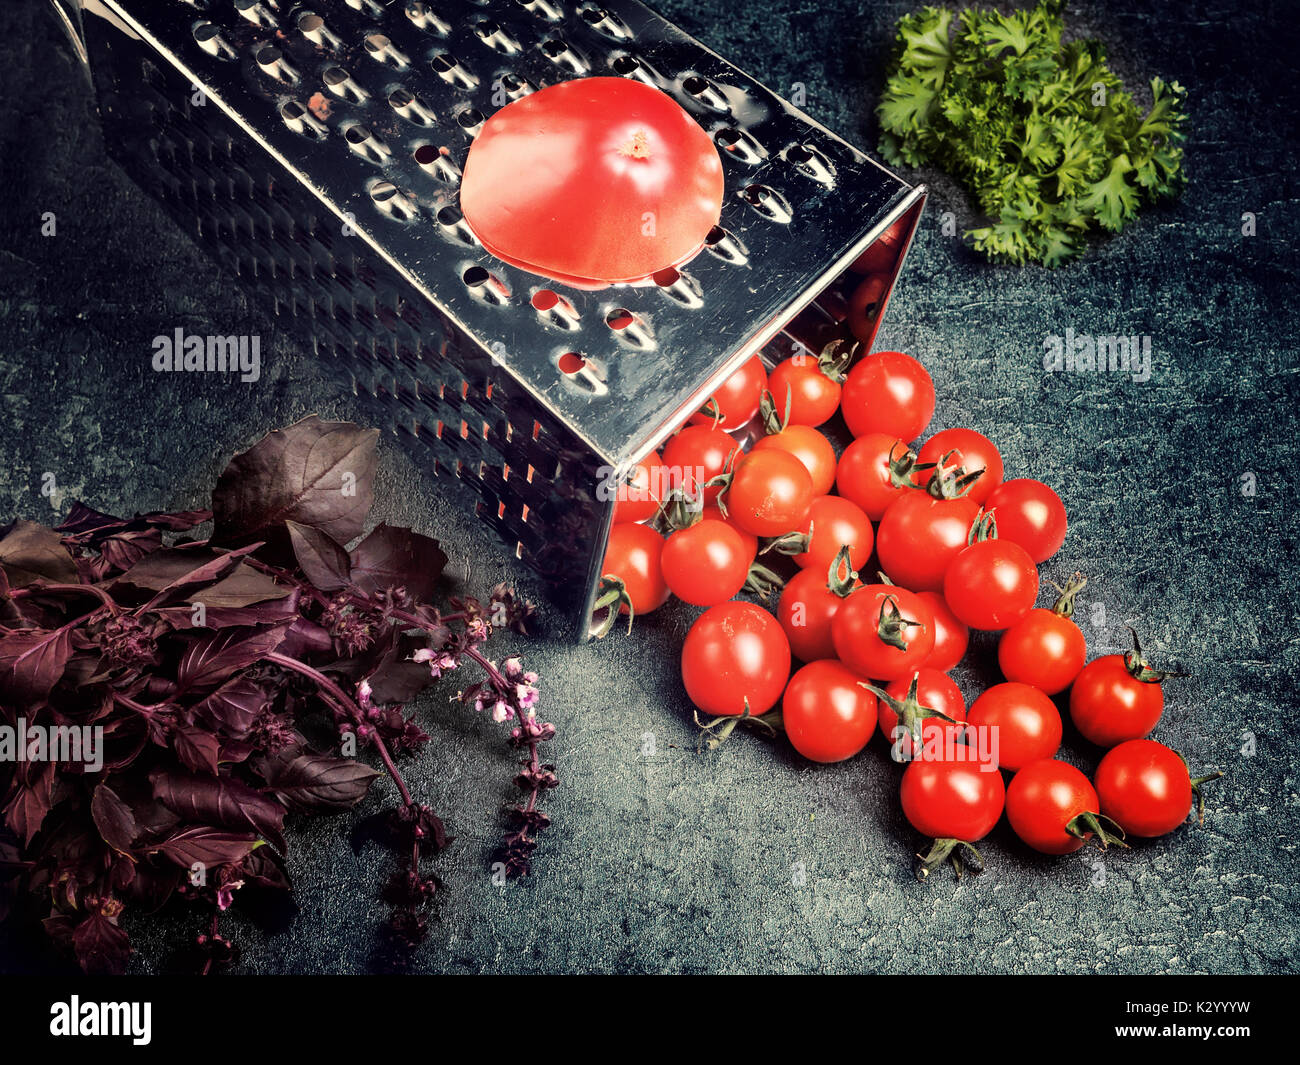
1;0;1297;974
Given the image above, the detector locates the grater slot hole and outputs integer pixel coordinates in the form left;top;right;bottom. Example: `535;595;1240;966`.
234;0;278;29
297;12;342;49
431;52;479;90
741;183;793;223
346;0;385;17
256;46;300;85
389;88;437;126
557;352;607;395
682;74;729;112
370;181;418;222
715;127;767;165
579;5;634;40
193;22;236;60
436;204;477;244
323;66;368;103
703;224;749;265
606;308;654;349
652;268;704;309
540;37;589;74
415;144;462;183
406;2;451;35
343;123;392;164
279;100;327;140
456;107;487;137
531;289;581;330
475;21;522;55
515;0;563;21
364;34;412;71
784;143;837;185
463;265;510;304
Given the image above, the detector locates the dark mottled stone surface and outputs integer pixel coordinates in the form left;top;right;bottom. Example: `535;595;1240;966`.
0;0;1296;974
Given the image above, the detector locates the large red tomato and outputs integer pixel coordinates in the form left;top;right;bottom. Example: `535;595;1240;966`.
460;78;724;288
839;351;934;443
831;584;935;681
876;491;980;592
782;660;877;763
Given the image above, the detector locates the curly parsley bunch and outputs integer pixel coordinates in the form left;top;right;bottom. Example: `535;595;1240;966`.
877;0;1187;266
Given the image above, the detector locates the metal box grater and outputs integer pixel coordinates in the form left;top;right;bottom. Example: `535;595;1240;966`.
50;0;925;639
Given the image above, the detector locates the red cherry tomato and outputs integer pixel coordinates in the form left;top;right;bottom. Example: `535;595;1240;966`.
836;433;912;521
660;519;749;606
661;424;736;504
782;660;878;763
840;351;935;443
1006;759;1120;855
943;539;1039;631
793;495;873;574
700;504;758;563
601;523;669;615
611;451;666;524
1095;740;1215;838
967;682;1063;772
750;424;837;496
725;448;814;538
689;356;766;430
461;78;725;288
985;479;1067;564
847;275;888;346
681;602;791;717
831;584;935;681
849;216;909;275
915;428;1004;505
776;566;856;663
998;606;1086;694
876;491;980;592
1069;653;1166;748
877;669;967;754
767;356;841;427
918;591;969;672
900;748;1005;859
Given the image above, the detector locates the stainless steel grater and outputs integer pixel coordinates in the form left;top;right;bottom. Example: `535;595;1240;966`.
50;0;925;639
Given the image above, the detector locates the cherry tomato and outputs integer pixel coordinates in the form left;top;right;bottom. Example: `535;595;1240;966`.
725;448;814;538
1069;651;1167;748
782;660;877;763
918;591;969;672
793;495;873;574
1006;759;1122;855
601;523;669;615
1095;740;1215;838
943;539;1039;631
836;433;912;521
831;584;935;681
849;216;909;275
967;682;1062;772
689;356;766;430
767;356;841;428
998;606;1086;695
876;491;980;592
660;519;749;606
847;275;888;346
700;504;757;563
461;78;725;288
776;566;855;662
900;746;1005;877
878;669;966;753
681;601;790;716
661;424;736;504
985;479;1067;564
750;424;837;496
840;351;934;443
612;451;666;524
915;428;1004;505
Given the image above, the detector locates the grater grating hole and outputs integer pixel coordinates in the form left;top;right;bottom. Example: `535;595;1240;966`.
703;224;749;265
532;289;581;330
234;0;278;29
606;307;654;349
515;0;563;21
741;183;794;223
346;0;385;17
682;74;730;112
557;352;607;395
475;21;522;55
540;37;588;74
370;181;418;222
343;123;392;163
279;100;327;140
255;46;299;85
456;107;486;137
323;66;368;103
364;34;411;71
432;52;479;90
652;267;704;309
406;2;451;35
297;12;342;49
193;22;236;60
579;4;633;40
715;127;766;165
463;265;510;304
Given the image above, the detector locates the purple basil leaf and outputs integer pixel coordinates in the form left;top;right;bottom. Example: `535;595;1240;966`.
0;628;74;705
98;529;164;574
90;783;139;854
150;769;287;851
113;546;287;610
366;634;437;705
277;617;336;660
72;911;131;975
153;590;301;630
175;624;289;693
285;520;352;592
55;501;126;538
172;726;221;775
0;520;79;587
241;845;293;892
263;753;380;813
153;826;262;869
348;522;448;602
189;676;271;740
2;763;53;845
211;416;379;548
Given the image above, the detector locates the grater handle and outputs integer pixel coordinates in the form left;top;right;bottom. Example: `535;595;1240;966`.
48;0;92;88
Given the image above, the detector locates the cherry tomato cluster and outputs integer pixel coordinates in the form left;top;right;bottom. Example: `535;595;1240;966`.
597;263;1221;880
